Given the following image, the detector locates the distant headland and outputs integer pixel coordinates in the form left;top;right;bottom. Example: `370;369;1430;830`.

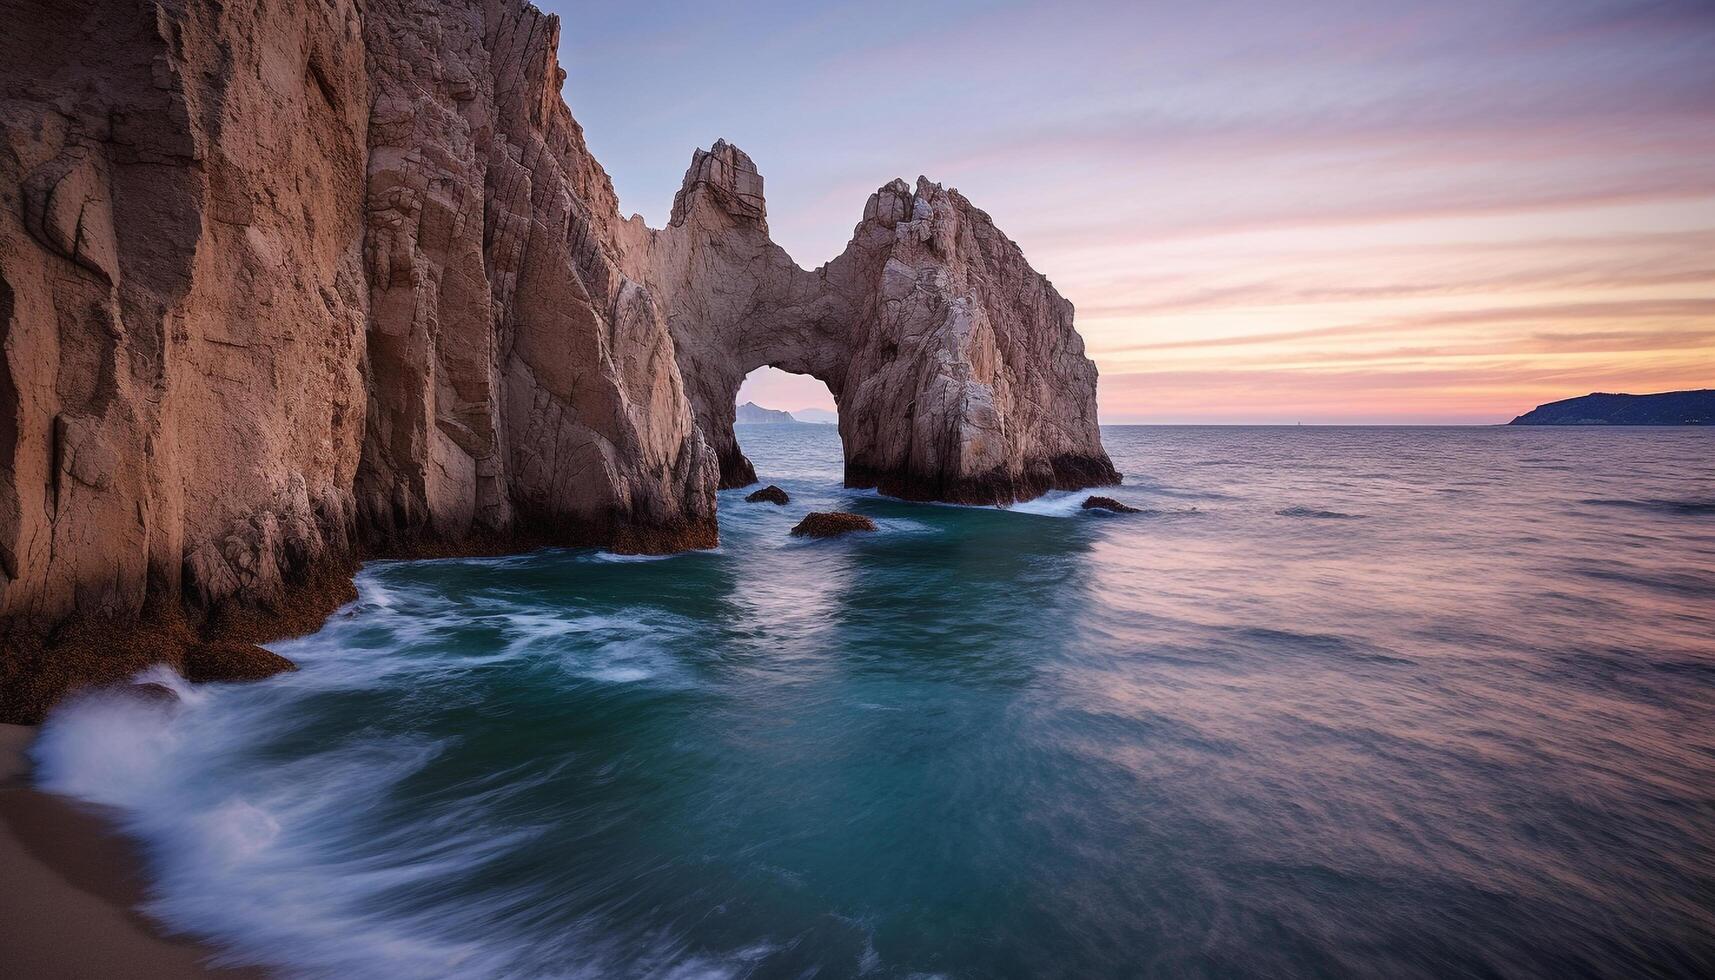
736;401;797;424
736;402;837;425
1508;389;1714;426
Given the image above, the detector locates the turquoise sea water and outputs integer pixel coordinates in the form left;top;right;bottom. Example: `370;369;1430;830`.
31;424;1715;978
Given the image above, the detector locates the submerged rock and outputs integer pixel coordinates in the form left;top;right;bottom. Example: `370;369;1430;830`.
1082;496;1142;514
790;512;877;538
746;485;790;505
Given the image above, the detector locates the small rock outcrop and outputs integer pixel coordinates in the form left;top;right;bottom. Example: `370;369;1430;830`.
120;681;181;707
746;486;790;505
1082;496;1142;514
0;0;1115;721
790;513;878;538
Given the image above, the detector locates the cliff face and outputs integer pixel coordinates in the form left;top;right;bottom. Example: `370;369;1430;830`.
0;1;370;644
356;0;715;556
0;0;1114;721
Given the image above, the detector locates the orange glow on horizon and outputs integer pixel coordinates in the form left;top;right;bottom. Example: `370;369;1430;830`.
569;1;1715;424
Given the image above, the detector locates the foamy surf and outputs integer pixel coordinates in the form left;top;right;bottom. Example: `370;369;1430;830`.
846;486;1114;517
30;659;551;977
31;665;205;806
1005;490;1101;516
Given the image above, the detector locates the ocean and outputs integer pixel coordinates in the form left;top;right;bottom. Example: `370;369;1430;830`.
29;424;1715;978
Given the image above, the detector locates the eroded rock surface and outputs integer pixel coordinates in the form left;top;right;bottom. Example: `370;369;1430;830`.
0;0;371;722
357;0;716;558
0;0;1113;721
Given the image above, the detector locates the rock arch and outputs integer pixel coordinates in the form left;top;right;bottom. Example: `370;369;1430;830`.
617;142;1120;504
0;1;1121;720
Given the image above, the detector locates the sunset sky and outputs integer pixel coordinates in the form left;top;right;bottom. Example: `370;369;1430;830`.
550;0;1715;423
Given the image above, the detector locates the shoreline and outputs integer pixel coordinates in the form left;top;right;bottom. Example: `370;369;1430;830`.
0;723;263;978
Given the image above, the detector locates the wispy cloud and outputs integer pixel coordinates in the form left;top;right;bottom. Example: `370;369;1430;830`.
1097;300;1715;356
552;0;1715;422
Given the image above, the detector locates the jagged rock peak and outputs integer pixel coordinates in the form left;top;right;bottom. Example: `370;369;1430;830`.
669;139;767;227
865;177;929;227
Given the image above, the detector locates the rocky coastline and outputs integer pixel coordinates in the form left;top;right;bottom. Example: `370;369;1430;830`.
0;0;1116;721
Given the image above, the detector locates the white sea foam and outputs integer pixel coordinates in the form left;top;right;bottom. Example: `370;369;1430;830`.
846;486;1105;518
32;659;550;977
31;666;203;806
1002;490;1097;517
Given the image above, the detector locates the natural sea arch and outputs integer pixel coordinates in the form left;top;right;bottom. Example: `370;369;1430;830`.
616;141;1118;506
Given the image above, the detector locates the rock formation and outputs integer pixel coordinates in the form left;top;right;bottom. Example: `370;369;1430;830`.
357;0;717;558
1082;496;1142;514
0;0;372;721
0;0;1115;721
618;141;1119;502
790;513;878;538
745;486;790;506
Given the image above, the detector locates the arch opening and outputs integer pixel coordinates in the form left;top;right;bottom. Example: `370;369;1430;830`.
736;367;837;426
726;366;842;489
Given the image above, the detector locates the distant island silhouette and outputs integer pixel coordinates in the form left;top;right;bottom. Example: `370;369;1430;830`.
1509;389;1714;425
737;402;838;424
736;401;797;424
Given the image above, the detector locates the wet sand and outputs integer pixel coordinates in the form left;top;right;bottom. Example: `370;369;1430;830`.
0;724;262;978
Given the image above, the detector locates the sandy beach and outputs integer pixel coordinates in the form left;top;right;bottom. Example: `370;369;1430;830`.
0;724;261;979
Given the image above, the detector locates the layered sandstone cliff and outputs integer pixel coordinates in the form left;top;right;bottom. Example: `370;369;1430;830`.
0;0;1115;721
0;0;373;719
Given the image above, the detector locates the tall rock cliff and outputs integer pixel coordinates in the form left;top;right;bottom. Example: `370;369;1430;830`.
0;0;372;718
356;0;715;556
0;0;1113;721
